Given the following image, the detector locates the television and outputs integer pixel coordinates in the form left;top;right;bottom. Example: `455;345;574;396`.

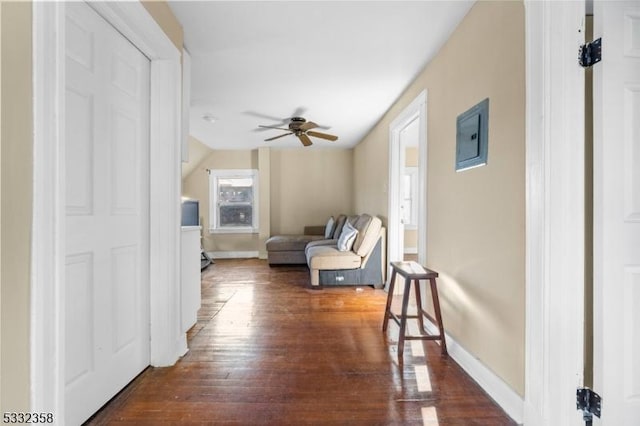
181;199;199;226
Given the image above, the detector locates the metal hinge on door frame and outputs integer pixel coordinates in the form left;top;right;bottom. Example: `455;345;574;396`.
579;38;602;68
576;387;602;426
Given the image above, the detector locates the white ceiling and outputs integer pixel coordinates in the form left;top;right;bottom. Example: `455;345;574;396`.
169;1;475;150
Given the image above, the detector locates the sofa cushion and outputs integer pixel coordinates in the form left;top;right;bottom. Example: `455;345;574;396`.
332;215;347;239
337;221;358;251
305;238;338;254
352;214;373;254
267;250;308;265
354;216;382;257
266;235;324;252
324;216;335;238
306;245;362;270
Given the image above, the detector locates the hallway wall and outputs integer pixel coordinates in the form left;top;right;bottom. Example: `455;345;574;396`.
353;0;526;396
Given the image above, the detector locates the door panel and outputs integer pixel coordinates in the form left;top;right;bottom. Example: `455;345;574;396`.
593;1;640;424
64;3;150;424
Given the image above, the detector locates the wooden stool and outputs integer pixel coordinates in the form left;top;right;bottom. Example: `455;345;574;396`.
382;261;447;360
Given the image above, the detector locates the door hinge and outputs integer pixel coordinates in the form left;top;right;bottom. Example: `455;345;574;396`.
579;38;602;68
576;387;601;425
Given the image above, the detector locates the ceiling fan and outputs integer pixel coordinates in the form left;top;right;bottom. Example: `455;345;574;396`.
259;117;338;147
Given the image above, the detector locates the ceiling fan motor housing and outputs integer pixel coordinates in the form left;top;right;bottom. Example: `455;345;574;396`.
288;116;306;130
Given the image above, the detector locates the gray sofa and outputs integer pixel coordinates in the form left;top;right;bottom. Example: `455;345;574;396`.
305;214;385;289
266;214;386;289
265;232;323;265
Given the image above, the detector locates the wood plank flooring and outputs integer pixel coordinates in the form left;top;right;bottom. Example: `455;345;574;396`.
86;259;516;425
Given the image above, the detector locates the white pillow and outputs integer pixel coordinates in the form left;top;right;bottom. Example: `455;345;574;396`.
337;221;358;252
324;216;335;239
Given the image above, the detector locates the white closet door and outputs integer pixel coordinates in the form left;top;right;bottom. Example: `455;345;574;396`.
593;1;640;424
64;2;150;424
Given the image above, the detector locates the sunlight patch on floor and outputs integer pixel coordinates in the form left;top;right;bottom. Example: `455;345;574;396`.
410;339;425;357
421;406;439;426
414;364;432;392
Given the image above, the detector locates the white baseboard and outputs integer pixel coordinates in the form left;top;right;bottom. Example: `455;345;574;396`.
422;319;524;424
208;251;259;259
404;247;418;254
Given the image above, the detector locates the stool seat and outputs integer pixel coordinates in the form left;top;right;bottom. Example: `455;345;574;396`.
383;261;447;361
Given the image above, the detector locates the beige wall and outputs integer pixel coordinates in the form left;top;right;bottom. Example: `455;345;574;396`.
354;1;526;395
1;1;32;412
0;0;3;409
270;148;354;234
405;146;418;167
0;1;183;412
182;149;261;253
182;147;355;253
182;136;213;179
182;150;262;252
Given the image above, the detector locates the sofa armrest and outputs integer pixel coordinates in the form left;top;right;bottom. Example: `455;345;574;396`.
304;225;325;236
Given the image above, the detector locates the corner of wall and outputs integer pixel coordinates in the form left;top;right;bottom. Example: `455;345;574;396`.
140;1;184;52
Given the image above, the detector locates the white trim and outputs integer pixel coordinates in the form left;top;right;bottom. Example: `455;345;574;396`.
31;3;65;415
524;2;586;425
388;90;427;285
422;320;524;424
31;1;183;419
210;228;259;235
208;169;260;234
403;247;418;254
181;48;191;162
87;2;178;60
208;251;260;259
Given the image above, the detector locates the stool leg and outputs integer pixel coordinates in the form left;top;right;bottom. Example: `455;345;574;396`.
397;277;412;361
382;269;397;332
429;277;448;355
413;278;426;335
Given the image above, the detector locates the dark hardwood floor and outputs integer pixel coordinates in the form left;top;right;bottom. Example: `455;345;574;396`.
86;259;515;425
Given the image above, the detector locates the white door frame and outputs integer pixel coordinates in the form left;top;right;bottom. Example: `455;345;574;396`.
31;1;184;418
524;1;586;425
388;90;427;278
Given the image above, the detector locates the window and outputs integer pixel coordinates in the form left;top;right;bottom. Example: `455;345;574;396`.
209;169;259;233
402;167;418;229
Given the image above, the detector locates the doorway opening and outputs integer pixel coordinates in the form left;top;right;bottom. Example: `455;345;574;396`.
387;91;427;292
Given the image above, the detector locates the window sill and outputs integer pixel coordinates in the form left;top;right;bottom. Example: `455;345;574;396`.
209;227;258;234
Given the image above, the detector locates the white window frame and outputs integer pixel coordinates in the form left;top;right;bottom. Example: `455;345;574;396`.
209;169;259;234
402;166;419;229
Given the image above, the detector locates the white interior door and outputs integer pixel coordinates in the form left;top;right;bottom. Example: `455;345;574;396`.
64;3;150;424
593;1;640;424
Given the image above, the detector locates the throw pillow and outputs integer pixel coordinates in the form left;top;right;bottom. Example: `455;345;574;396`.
324;216;335;239
337;221;358;252
332;215;347;239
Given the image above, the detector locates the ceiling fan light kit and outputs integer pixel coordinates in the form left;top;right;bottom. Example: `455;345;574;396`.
259;116;338;147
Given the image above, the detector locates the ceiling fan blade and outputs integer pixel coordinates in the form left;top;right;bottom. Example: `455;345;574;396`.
290;107;307;118
307;130;338;141
265;132;293;141
299;121;318;131
244;110;288;123
259;125;290;131
298;133;313;147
